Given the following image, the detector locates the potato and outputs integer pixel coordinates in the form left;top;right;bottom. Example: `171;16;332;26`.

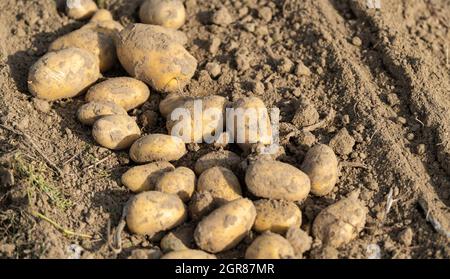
160;224;195;252
92;114;141;150
155;167;196;202
253;199;302;234
85;77;150;111
197;167;242;205
129;134;186;163
301;144;338;196
115;24;197;92
28;48;100;101
194;150;241;175
66;0;98;20
159;94;191;118
121;161;174;193
126;191;187;236
245;232;295;259
139;0;186;29
77;101;127;125
312;191;367;248
188;190;215;221
286;227;313;257
90;9;113;22
245;160;311;201
161;249;216;259
194;198;256;253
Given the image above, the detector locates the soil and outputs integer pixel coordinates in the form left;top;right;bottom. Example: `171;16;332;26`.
0;0;449;259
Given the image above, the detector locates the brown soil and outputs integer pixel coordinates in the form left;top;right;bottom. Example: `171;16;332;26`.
0;0;449;259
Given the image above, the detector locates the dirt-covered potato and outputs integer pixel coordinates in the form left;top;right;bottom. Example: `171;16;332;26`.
92;114;141;150
66;0;98;20
312;191;367;248
160;224;195;252
155;167;196;202
253;199;302;234
126;191;187;236
115;24;197;92
301;144;339;196
286;227;313;257
139;0;186;30
194;198;256;253
129;134;186;163
85;77;150;111
245;160;311;201
28;48;100;101
121;161;174;193
245;232;295;259
77;101;127;126
90;9;113;22
197;167;242;205
159;94;191;118
188;190;215;221
194;150;241;175
161;249;216;259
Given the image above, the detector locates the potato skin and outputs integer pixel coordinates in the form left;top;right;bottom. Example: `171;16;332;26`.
301;144;338;196
126;191;187;236
194;198;256;253
188;190;215;221
85;77;150;111
253;199;302;234
28;48;100;101
197;167;242;205
129;134;186;163
90;9;113;22
139;0;186;30
159;94;191;118
66;0;98;20
245;160;311;201
245;232;295;259
194;150;241;175
161;249;216;259
122;161;175;192
92;115;141;150
155;167;196;202
77;101;127;126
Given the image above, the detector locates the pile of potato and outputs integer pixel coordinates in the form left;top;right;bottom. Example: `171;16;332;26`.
27;0;367;259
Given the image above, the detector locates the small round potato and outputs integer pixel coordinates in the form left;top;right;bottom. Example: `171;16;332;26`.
126;191;187;236
245;232;295;259
66;0;98;20
245;160;311;201
77;101;127;126
159;94;191;118
139;0;186;30
188;190;215;221
312;191;367;248
161;249;216;259
194;198;256;253
90;9;113;22
194;150;241;175
28;48;100;101
253;199;302;234
129;134;186;163
92;114;141;150
85;77;150;111
115;24;197;92
197;167;242;205
155;167;196;202
301;144;339;196
121;161;175;192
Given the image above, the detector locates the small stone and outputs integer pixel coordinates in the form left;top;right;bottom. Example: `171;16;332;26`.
278;57;294;74
33;98;51;113
238;7;249;18
396;116;407;125
406;133;415;141
251;80;265;95
212;7;233;26
140;110;158;129
292;101;319;128
209;37;221;54
296;130;316;148
128;248;162;259
416;144;426;155
329;128;356;156
17;27;26;37
292;88;302;97
352;36;362;46
295;62;311;77
235;54;250;71
0;243;16;257
258;7;273;22
205;62;221;78
341;114;350;125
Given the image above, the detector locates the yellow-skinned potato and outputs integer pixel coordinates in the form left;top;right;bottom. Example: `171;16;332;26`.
139;0;186;30
85;77;150;111
28;48;100;101
90;9;113;22
312;191;367;248
194;150;241;175
245;160;311;201
66;0;98;20
155;167;196;202
77;101;127;126
197;167;242;205
194;198;256;253
159;94;191;118
121;161;174;192
161;249;216;259
301;144;339;196
115;24;197;93
253;199;302;234
126;191;187;236
92;114;141;150
245;232;295;259
129;134;186;163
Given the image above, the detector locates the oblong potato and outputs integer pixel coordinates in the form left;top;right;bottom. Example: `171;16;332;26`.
122;161;175;192
161;249;216;259
139;0;186;30
197;167;242;205
28;48;100;101
85;77;150;111
129;134;186;163
301;144;339;196
77;101;127;126
92;114;141;150
194;198;256;253
194;150;241;175
126;191;187;236
245;160;311;201
66;0;98;20
155;167;196;202
253;199;302;234
245;232;295;259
